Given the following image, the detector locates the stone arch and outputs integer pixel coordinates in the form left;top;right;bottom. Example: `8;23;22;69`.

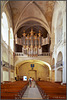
51;58;55;69
1;12;9;45
10;27;14;51
14;60;51;81
14;1;50;35
56;51;63;82
14;17;50;36
51;1;65;35
51;1;66;47
51;58;55;82
57;51;63;63
16;60;51;70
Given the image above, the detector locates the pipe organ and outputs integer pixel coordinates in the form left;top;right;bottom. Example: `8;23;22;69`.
15;28;50;56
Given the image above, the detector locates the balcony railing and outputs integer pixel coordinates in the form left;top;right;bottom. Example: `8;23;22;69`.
2;60;14;70
56;60;63;67
38;52;51;56
15;52;23;56
2;60;9;67
15;52;51;56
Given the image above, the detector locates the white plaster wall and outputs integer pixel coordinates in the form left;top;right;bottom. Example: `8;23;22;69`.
10;71;14;81
1;3;14;82
52;1;66;83
3;71;9;81
15;56;51;66
18;63;49;81
57;70;62;82
54;41;66;83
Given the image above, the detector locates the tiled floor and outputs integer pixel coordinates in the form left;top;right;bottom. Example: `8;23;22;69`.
22;82;42;99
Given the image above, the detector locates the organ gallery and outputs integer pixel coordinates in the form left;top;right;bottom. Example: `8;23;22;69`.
15;28;50;56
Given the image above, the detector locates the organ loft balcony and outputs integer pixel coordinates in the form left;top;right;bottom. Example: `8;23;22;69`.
15;28;51;57
15;52;51;57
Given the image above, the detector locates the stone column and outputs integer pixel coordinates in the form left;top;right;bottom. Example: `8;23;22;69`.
15;34;17;44
1;36;3;82
62;11;66;83
8;29;11;81
55;51;57;82
62;41;66;84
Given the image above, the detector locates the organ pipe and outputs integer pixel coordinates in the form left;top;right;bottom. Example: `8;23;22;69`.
38;30;41;49
16;28;49;57
30;28;34;48
23;30;26;49
34;34;37;48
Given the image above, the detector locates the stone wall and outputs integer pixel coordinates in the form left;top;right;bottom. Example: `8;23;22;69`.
18;63;49;81
1;3;14;82
52;1;66;83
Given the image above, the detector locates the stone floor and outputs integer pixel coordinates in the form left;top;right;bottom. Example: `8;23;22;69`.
22;82;42;99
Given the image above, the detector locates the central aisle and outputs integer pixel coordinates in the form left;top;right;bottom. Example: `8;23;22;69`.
22;82;42;99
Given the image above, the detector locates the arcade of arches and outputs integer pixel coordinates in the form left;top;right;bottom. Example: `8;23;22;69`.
1;1;66;84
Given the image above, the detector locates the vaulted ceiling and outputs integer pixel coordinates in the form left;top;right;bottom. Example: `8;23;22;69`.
9;1;55;35
17;21;48;38
9;1;55;28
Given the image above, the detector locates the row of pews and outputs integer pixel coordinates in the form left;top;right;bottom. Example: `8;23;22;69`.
36;81;66;99
1;81;28;99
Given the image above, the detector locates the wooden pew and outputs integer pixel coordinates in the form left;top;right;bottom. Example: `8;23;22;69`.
36;81;66;99
1;81;28;99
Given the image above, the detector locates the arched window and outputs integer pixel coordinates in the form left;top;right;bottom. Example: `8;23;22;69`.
1;12;9;45
57;52;63;67
57;52;63;62
10;28;14;51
